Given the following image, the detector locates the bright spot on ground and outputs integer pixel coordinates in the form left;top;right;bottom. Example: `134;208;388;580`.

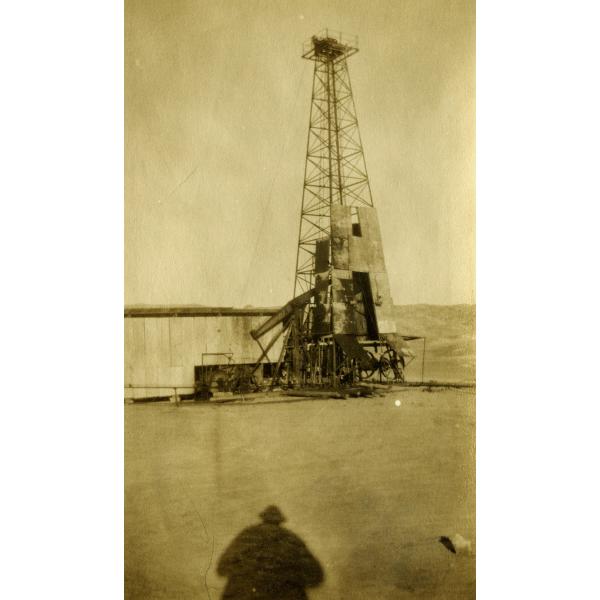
395;399;401;407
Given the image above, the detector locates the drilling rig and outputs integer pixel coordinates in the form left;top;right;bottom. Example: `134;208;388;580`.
250;30;416;390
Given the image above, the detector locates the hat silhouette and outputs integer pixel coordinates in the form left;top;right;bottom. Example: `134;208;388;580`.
259;505;286;524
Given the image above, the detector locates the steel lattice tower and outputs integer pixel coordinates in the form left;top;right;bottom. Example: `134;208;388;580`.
250;31;414;389
294;31;374;296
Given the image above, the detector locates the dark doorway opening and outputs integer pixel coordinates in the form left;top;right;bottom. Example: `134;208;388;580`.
262;362;277;378
351;207;362;236
352;271;379;339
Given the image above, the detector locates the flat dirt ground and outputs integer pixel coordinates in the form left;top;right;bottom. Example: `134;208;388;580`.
125;389;475;599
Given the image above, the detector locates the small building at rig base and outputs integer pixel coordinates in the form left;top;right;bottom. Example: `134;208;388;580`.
124;306;283;400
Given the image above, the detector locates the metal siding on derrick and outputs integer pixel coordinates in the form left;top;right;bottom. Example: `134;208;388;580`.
331;204;351;270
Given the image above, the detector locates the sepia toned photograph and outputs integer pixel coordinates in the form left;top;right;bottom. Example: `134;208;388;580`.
125;1;475;598
5;2;600;600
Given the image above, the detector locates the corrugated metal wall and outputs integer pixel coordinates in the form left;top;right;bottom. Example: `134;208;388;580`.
330;204;397;335
124;315;282;399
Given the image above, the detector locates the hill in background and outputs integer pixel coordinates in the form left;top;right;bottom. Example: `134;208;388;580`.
393;304;475;383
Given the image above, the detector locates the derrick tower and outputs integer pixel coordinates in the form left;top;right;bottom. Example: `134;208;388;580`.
250;31;414;389
293;30;399;343
295;31;373;295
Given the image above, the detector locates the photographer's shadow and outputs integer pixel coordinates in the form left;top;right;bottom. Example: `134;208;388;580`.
217;505;324;600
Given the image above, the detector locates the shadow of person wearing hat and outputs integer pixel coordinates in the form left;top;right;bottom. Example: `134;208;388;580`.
217;505;324;600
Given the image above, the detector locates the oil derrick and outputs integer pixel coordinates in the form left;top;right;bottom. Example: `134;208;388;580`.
251;31;414;390
294;32;371;295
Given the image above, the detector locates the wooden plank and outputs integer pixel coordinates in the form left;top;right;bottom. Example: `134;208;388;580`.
169;317;184;367
284;390;346;399
202;317;228;363
129;366;147;398
124;318;134;370
180;316;197;368
129;318;146;370
144;318;161;368
159;317;171;368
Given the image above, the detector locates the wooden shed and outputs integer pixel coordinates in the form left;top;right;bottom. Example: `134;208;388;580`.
124;306;282;399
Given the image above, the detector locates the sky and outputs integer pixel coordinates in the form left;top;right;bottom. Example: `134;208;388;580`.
125;0;475;307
